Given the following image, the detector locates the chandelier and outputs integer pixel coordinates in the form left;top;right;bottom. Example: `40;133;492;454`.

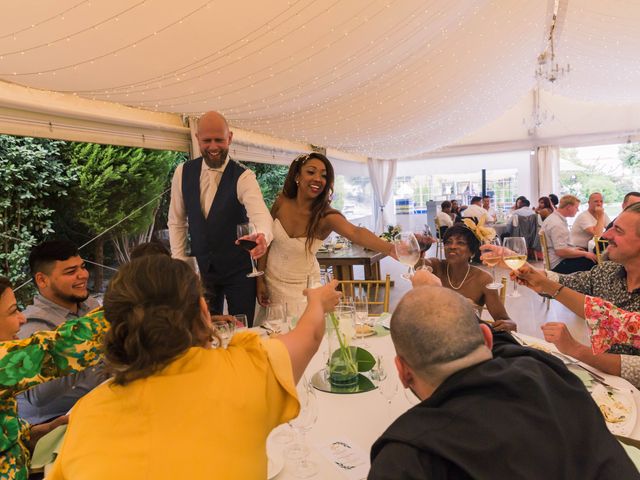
535;5;570;83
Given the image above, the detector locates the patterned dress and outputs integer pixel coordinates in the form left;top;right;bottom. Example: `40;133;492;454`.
0;309;108;480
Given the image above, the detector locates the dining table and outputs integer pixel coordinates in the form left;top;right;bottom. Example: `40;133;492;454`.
267;322;640;479
316;245;387;281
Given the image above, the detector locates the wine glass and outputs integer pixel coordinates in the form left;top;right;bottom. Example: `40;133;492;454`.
287;378;319;478
236;223;263;277
372;355;398;420
483;237;503;290
286;301;307;331
502;237;527;298
265;303;286;334
354;294;370;346
393;232;421;281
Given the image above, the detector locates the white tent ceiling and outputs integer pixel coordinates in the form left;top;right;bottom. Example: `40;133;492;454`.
1;0;639;160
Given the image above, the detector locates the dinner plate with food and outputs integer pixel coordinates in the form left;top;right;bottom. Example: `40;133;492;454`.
590;384;637;437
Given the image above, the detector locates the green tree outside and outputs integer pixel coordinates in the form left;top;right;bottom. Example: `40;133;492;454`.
69;143;183;289
0;136;77;303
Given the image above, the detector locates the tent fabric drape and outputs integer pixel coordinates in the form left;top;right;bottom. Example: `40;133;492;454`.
536;146;560;200
367;158;397;233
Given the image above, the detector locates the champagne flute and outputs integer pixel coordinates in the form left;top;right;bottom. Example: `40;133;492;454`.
393;232;421;281
483;237;503;290
503;237;527;298
354;294;370;346
236;222;263;277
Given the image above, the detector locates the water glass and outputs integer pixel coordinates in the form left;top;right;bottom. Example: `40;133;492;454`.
233;314;248;330
212;321;231;348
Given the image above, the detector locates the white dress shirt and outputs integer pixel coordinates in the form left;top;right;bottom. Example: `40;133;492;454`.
461;204;488;222
168;156;273;270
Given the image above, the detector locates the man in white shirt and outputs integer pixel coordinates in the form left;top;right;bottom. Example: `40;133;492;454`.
571;192;611;250
482;195;497;223
541;195;597;274
436;201;454;236
168;111;273;325
461;196;487;223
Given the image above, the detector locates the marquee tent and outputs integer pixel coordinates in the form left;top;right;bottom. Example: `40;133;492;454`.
1;0;639;164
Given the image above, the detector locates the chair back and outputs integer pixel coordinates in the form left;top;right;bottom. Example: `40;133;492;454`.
539;231;551;270
338;274;391;315
508;214;540;251
500;276;508;304
594;236;609;264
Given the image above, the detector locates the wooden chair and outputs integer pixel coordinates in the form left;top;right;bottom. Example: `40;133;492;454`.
594;236;608;264
539;231;551;310
338;274;391;315
433;218;444;259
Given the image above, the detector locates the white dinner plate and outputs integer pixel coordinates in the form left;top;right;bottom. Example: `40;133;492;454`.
591;384;637;437
267;453;284;479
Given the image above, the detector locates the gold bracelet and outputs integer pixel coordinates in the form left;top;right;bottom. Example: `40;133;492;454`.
550;285;564;299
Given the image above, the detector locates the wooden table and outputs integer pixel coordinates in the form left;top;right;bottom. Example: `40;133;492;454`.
316;245;387;281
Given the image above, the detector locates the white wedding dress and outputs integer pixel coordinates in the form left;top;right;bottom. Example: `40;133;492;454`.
264;219;324;306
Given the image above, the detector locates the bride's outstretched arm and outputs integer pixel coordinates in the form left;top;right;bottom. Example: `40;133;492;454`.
324;212;398;260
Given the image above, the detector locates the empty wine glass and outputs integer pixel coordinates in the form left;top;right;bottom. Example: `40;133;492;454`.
503;237;527;298
373;355;399;420
286;378;319;478
265;303;286;334
236;223;264;277
394;232;421;281
286;301;307;331
483;237;503;290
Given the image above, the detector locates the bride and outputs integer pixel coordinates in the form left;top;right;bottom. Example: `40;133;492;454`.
257;152;398;307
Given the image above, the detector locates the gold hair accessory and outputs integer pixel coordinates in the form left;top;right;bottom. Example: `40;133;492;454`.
461;217;496;243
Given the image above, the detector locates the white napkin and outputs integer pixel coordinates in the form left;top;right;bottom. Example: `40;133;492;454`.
318;437;370;479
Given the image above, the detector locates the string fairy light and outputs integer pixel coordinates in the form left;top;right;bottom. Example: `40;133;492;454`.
0;0;92;41
0;0;149;57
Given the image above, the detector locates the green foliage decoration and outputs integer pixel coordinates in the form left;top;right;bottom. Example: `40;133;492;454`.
0;136;77;302
242;161;289;209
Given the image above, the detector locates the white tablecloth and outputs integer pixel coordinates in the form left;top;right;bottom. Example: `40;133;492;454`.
270;330;640;479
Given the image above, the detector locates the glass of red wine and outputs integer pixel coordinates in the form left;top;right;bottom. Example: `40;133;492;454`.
236;223;264;278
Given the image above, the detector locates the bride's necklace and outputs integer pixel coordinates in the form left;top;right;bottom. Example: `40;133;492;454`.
446;262;471;290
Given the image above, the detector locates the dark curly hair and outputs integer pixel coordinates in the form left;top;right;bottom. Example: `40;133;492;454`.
0;277;11;298
281;152;337;251
442;223;480;258
103;256;213;386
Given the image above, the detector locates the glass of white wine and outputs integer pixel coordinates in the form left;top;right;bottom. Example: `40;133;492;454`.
483;237;503;290
393;232;421;281
502;237;527;298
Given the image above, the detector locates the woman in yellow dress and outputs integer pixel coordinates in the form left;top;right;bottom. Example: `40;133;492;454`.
49;254;340;480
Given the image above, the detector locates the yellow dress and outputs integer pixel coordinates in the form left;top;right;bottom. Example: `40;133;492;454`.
47;332;299;480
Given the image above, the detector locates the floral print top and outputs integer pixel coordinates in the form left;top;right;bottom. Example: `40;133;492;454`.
584;296;640;355
0;309;107;480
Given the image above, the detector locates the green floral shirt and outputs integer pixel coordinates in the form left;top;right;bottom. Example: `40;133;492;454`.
0;309;107;480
